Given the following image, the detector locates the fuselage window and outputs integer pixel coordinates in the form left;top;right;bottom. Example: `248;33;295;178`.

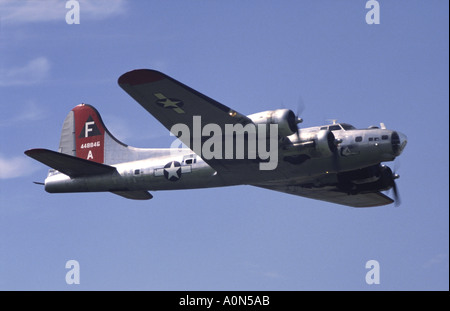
369;137;373;141
382;135;389;140
134;169;140;175
355;136;362;142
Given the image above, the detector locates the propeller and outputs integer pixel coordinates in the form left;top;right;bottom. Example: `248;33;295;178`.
382;162;401;206
282;94;304;125
296;94;305;125
330;133;341;172
287;95;304;142
391;177;401;207
391;161;401;207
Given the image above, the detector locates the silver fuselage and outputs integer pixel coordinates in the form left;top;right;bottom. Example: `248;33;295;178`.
44;124;407;195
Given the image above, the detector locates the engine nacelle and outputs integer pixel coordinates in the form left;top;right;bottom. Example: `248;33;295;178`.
337;164;395;194
247;109;298;137
315;129;336;157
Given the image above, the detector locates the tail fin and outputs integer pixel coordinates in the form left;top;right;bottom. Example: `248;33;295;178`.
58;103;175;165
58;104;132;165
25;103;162;200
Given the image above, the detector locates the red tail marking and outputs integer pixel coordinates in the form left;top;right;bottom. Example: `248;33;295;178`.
73;104;105;163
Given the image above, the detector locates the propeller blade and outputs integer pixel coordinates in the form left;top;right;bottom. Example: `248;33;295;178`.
296;94;305;118
390;162;401;207
392;180;401;207
327;132;340;172
291;95;305;141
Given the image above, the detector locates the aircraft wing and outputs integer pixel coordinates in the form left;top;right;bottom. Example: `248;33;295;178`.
118;69;275;180
253;184;394;207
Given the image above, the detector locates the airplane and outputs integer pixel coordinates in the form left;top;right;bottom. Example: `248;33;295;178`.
25;69;407;207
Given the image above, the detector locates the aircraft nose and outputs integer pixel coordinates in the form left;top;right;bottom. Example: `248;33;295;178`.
392;131;407;156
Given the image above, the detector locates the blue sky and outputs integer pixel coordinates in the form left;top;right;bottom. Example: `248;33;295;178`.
0;0;448;290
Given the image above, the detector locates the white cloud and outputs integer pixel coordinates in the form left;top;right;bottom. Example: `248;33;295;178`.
0;0;65;24
0;57;50;86
0;101;46;127
0;154;39;179
0;0;127;24
262;271;284;279
423;253;449;269
14;101;45;122
80;0;127;19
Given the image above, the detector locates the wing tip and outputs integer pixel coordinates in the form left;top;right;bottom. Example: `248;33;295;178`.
118;69;165;86
24;148;48;157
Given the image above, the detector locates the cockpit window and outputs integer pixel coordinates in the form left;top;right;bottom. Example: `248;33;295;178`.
320;123;356;131
340;123;356;130
329;125;341;131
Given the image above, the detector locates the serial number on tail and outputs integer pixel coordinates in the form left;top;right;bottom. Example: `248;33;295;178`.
80;141;101;149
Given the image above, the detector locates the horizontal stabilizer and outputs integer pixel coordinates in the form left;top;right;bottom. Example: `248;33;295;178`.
25;148;117;178
111;190;153;200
